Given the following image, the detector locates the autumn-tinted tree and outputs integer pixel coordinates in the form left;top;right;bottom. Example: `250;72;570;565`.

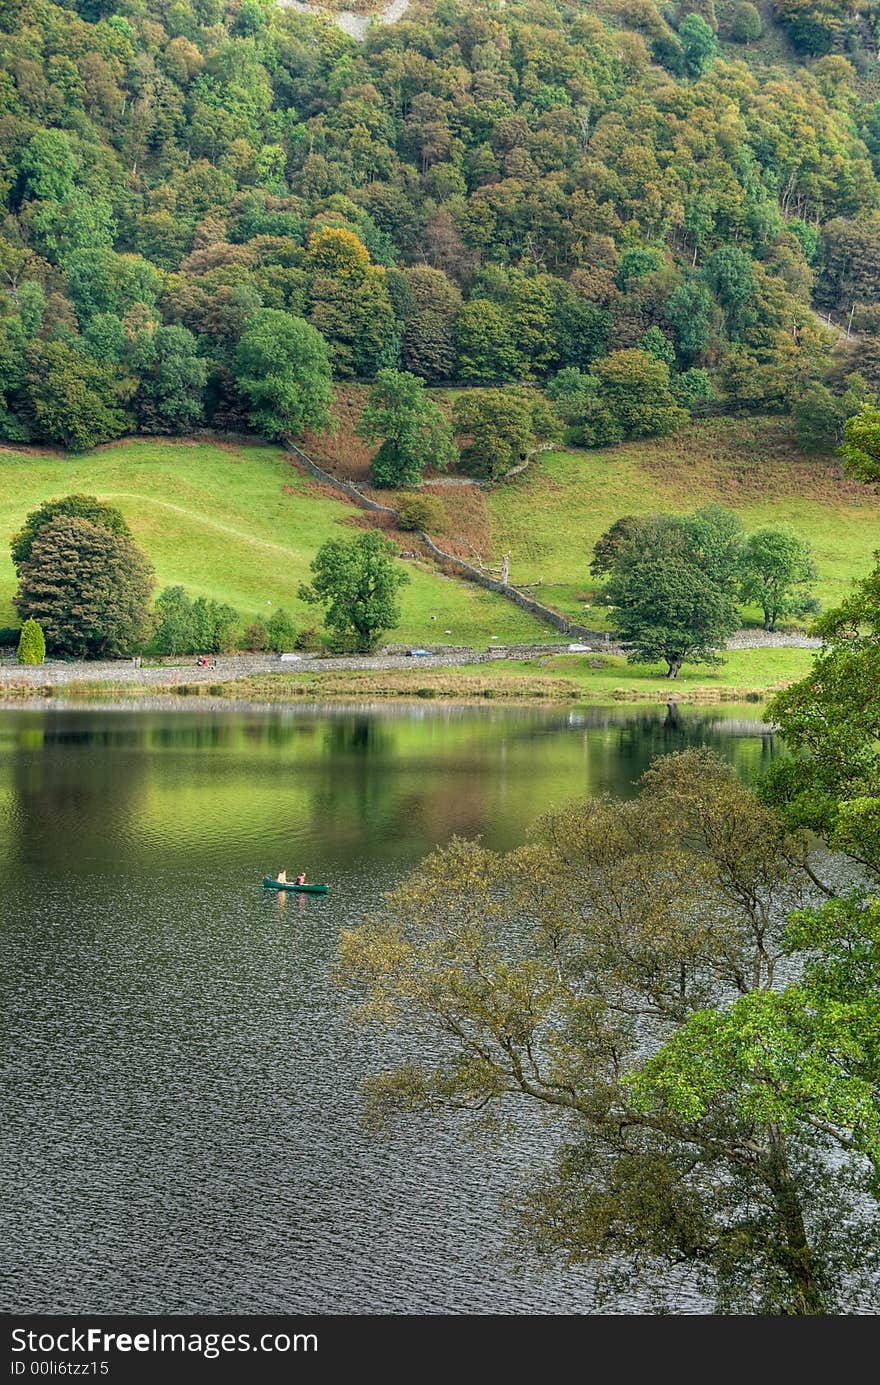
337;748;879;1312
299;530;409;652
357;369;456;489
14;517;155;658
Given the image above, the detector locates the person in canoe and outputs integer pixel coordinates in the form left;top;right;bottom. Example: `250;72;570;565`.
296;871;307;885
276;869;287;883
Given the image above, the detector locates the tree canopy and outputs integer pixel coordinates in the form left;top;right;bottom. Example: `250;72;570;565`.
299;530;409;652
14;515;155;657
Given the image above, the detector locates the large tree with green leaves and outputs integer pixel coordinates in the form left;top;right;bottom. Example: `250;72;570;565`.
235;309;334;440
14;516;155;657
357;369;457;489
299;530;409;653
603;517;739;676
25;341;127;452
739;526;819;630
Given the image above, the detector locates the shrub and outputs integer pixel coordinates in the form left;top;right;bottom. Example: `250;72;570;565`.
730;1;762;40
294;625;320;650
265;607;298;652
0;626;21;647
243;620;268;651
17;618;46;665
396;493;447;532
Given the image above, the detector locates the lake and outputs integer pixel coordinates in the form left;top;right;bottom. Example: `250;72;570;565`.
0;701;780;1314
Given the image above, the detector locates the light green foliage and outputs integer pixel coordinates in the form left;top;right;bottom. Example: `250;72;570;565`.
265;606;297;652
739;526;819;630
16;617;45;665
235;309;334;441
592;350;688;441
299;530;410;653
357;369;456;489
839;406;880;482
761;559;880;871
729;2;762;40
395;493;447;533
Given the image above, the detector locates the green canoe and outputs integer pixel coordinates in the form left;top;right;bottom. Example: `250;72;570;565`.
263;875;329;894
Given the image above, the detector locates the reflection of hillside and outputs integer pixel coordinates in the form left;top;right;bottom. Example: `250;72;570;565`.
0;706;785;875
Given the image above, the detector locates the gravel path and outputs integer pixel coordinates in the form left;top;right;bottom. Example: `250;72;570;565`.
0;630;819;691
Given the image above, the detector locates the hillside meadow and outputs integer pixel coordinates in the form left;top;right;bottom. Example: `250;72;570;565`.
0;439;548;648
485;418;880;626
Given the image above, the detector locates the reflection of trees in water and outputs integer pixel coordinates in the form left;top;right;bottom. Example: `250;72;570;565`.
6;714;150;866
584;705;781;800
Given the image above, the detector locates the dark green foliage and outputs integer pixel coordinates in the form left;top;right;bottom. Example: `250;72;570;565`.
299;531;409;653
678;14;717;77
357;369;456;489
243;620;268;652
602;515;739;675
152;585;240;655
235;310;334;440
130;326;207;434
14;517;155;658
25;341;127;452
16;617;45;665
11;495;131;571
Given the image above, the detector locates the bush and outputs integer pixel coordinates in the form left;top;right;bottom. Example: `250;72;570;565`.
730;1;762;40
294;625;320;650
0;626;21;647
17;618;46;665
243;620;268;651
396;493;447;532
265;607;298;652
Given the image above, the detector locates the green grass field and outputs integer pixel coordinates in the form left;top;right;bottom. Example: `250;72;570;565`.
486;418;880;627
0;439;549;647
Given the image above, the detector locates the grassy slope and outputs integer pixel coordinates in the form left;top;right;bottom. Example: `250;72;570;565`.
486;419;880;626
0;439;548;647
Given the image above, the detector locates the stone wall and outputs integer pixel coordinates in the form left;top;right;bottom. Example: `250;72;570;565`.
282;438;615;645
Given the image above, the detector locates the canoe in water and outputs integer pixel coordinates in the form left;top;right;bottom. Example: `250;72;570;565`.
263;875;329;894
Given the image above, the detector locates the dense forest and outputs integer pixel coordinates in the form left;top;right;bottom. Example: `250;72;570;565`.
3;0;880;452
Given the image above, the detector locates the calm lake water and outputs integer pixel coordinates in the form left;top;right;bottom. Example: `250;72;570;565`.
0;701;780;1314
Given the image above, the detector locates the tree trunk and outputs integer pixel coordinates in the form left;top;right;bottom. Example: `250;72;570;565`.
666;659;681;678
765;1133;828;1315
